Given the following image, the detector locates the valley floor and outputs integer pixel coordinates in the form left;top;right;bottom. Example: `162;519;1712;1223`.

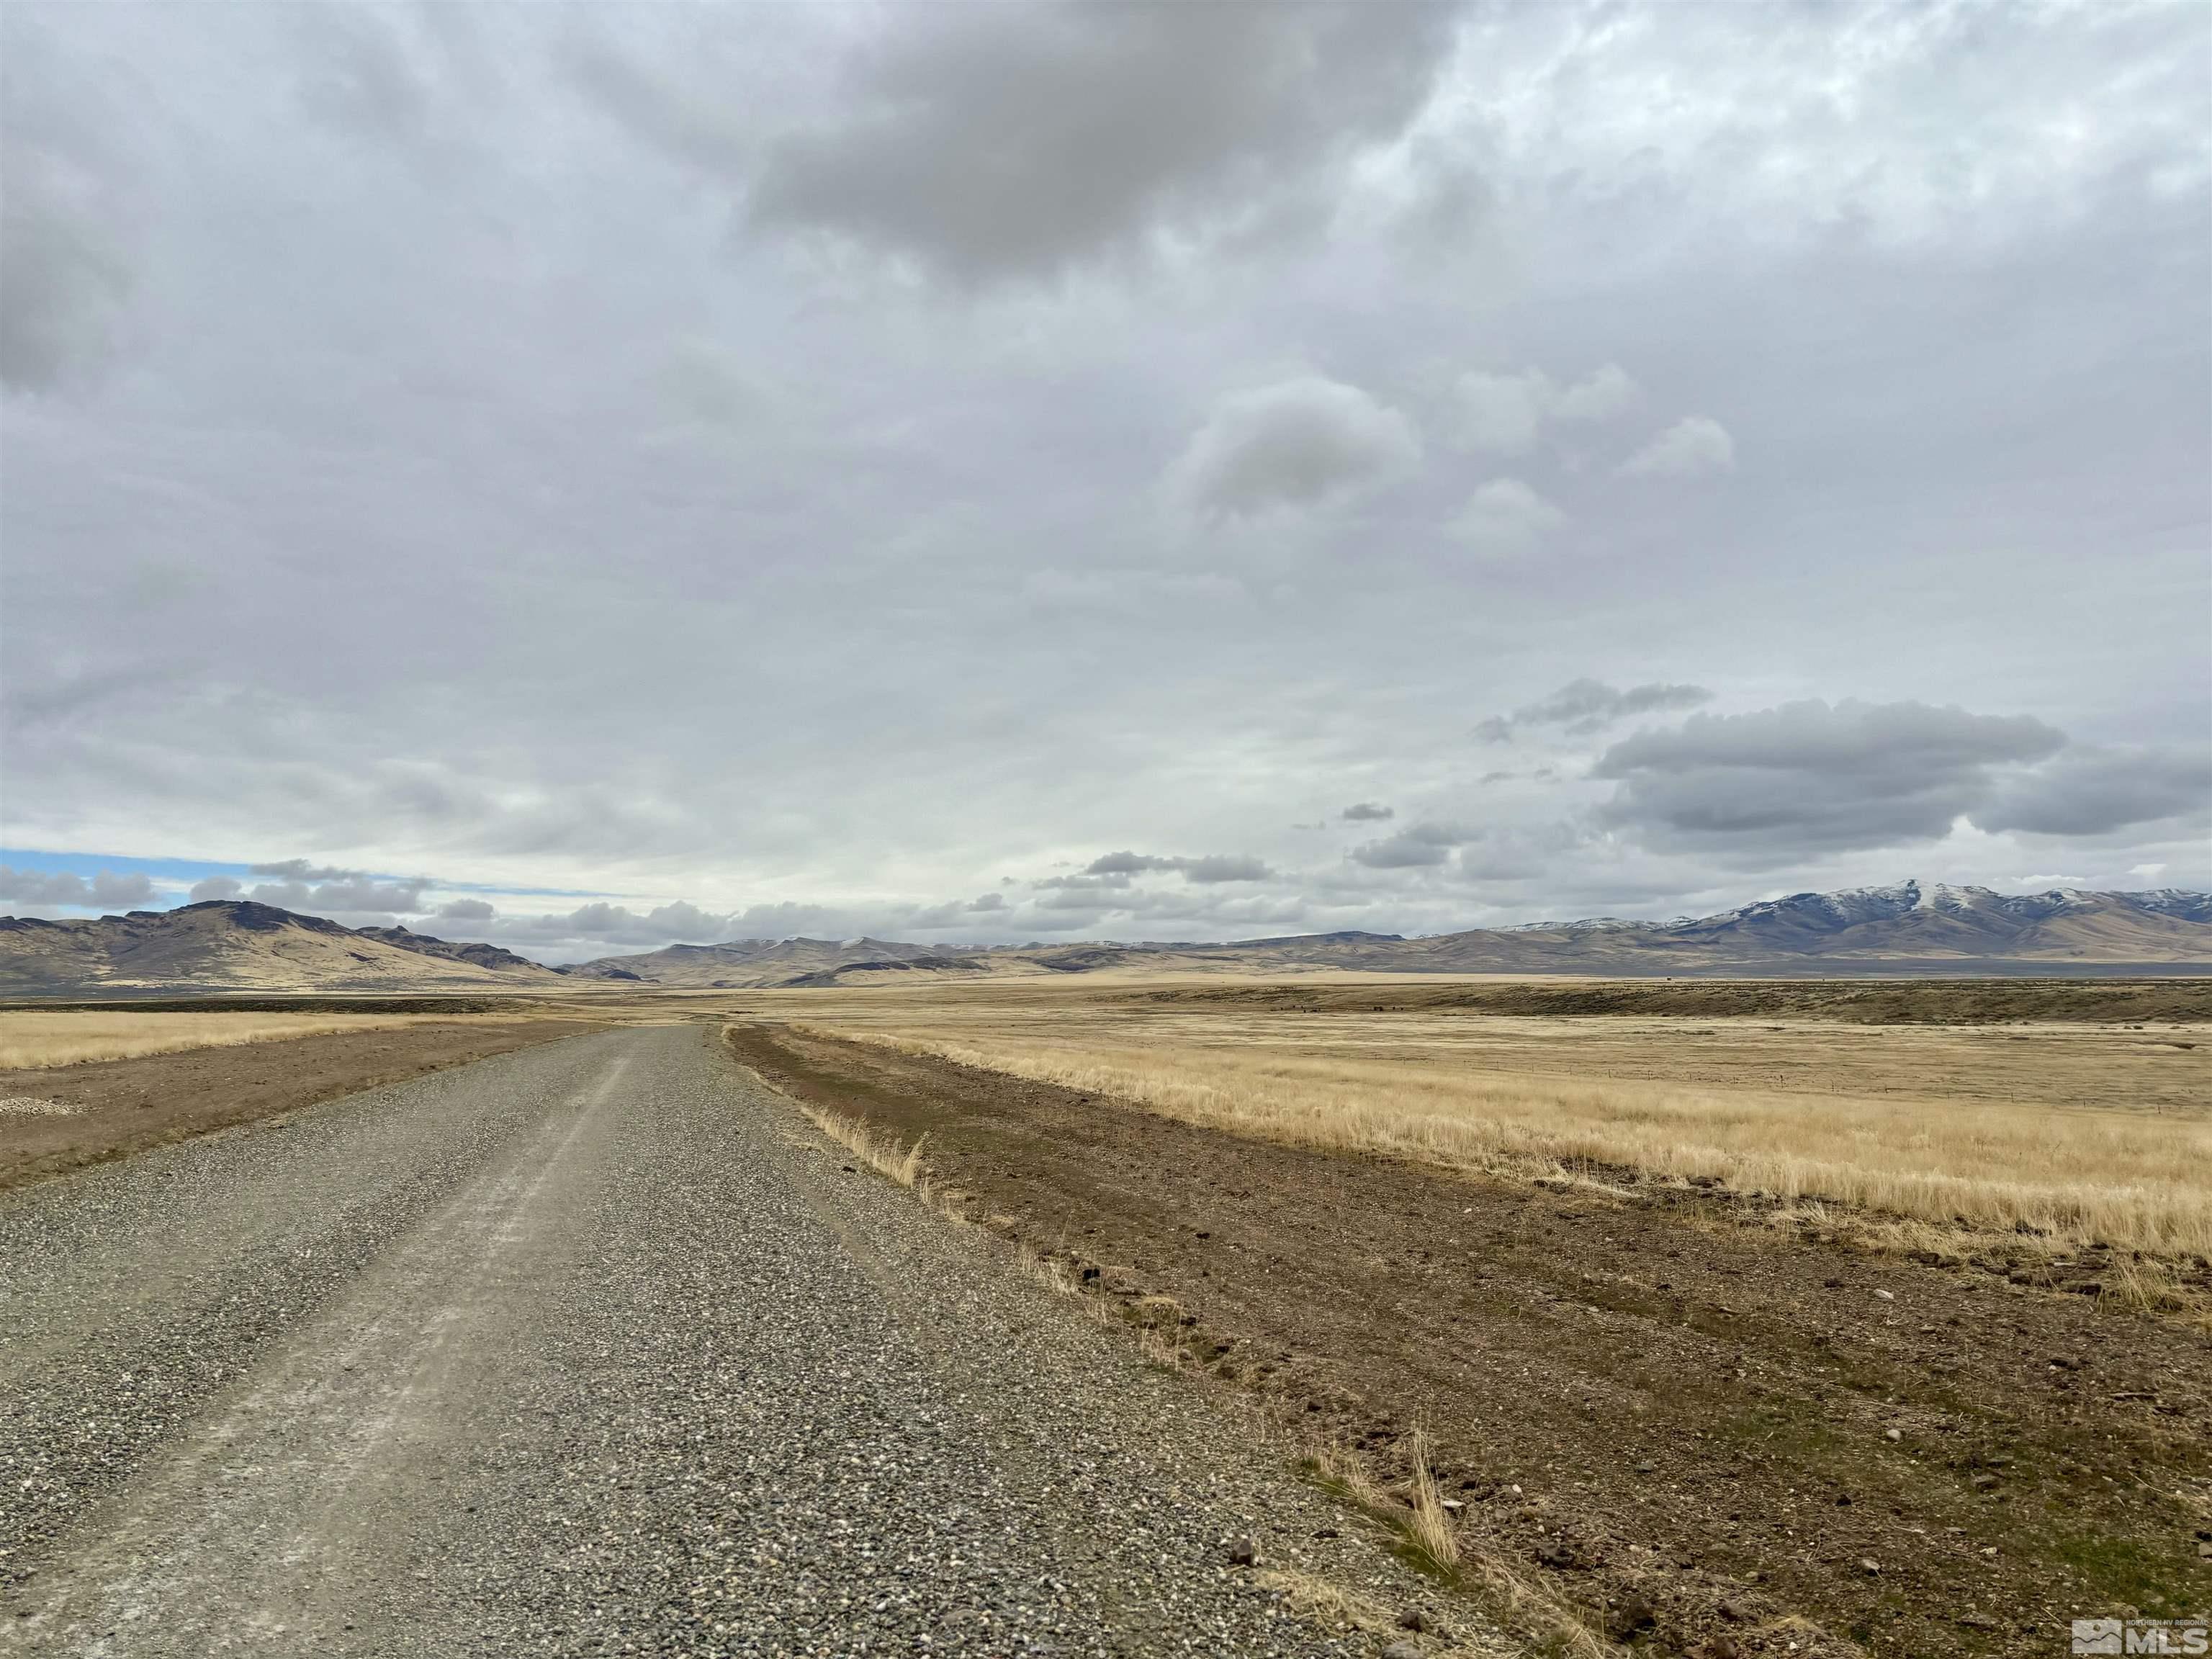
728;1021;2212;1659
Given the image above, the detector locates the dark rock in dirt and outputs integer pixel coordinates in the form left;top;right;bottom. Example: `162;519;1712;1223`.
1610;1591;1660;1637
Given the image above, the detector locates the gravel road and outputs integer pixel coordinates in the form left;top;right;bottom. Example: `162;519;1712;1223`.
1;1025;1493;1658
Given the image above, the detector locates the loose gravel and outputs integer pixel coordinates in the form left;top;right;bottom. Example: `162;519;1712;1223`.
0;1025;1503;1657
0;1100;75;1118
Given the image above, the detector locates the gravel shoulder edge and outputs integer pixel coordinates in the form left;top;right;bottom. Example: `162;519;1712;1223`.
723;1032;1524;1659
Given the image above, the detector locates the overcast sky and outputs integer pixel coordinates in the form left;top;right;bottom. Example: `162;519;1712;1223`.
3;1;2207;961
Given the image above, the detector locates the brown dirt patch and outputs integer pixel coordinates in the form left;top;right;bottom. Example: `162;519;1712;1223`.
1118;978;2212;1025
729;1022;2212;1659
0;1021;586;1190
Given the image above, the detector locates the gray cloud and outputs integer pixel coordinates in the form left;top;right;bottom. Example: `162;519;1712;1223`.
289;9;436;145
1079;851;1275;884
1476;679;1715;742
632;899;724;939
0;21;138;392
1173;376;1419;521
1592;700;2067;859
1084;852;1169;876
188;876;244;902
492;899;733;950
1341;801;1394;822
1348;821;1473;868
434;896;496;921
904;889;1021;930
2;5;2204;943
740;3;1460;281
1975;745;2212;837
0;866;153;908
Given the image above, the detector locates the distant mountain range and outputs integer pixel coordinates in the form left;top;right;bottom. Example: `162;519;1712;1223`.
2;882;2208;996
590;882;2212;986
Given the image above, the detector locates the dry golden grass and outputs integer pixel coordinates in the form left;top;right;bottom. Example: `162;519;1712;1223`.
0;1010;445;1070
1406;1429;1460;1571
734;978;2212;1261
795;1100;928;1188
1301;1434;1606;1658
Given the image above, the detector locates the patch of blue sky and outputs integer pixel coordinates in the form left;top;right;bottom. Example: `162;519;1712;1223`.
0;848;609;912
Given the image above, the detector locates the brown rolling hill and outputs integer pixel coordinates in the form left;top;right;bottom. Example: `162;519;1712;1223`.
555;936;964;987
0;902;567;995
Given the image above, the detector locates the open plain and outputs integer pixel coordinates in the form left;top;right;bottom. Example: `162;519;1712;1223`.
3;976;2208;1658
723;976;2212;1657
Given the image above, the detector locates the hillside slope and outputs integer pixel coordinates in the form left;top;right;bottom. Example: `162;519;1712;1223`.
557;936;972;987
0;902;567;994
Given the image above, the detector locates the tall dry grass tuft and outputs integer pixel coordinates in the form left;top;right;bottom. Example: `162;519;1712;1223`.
1307;1437;1390;1511
1302;1434;1607;1658
798;1102;930;1190
1406;1428;1460;1571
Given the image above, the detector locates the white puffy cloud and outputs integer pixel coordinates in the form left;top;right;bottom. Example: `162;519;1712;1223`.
0;866;153;908
1448;477;1564;557
251;859;366;882
250;876;431;912
1455;364;1637;454
1174;377;1421;521
1620;415;1735;478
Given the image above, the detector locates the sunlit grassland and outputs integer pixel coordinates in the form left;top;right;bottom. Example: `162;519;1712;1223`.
0;1011;442;1070
727;979;2211;1260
